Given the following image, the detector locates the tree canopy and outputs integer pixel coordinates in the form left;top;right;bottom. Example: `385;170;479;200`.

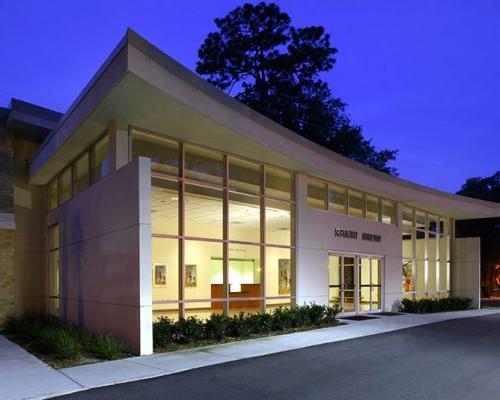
457;171;500;203
196;2;397;175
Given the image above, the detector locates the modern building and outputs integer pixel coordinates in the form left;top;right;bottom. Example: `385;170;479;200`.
1;29;499;355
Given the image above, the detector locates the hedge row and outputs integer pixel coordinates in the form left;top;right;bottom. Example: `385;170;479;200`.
153;304;341;348
400;297;472;314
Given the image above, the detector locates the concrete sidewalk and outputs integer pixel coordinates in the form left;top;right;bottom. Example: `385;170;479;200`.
2;309;499;400
0;335;82;400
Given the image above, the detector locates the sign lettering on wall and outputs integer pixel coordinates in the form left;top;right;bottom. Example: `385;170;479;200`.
334;228;382;243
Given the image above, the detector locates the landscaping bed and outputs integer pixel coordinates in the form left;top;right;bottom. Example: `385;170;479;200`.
399;297;472;314
153;304;341;351
1;313;126;368
1;304;341;367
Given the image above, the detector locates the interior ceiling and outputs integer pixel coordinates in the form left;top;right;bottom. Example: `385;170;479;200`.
152;186;289;230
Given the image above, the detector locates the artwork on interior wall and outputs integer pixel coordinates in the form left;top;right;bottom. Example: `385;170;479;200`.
185;264;197;288
278;259;291;295
153;264;167;287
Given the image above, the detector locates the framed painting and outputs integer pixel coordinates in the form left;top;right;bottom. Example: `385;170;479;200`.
185;264;197;288
278;259;291;295
153;264;167;287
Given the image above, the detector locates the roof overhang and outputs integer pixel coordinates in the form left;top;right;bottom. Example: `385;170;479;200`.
29;29;500;220
6;99;62;143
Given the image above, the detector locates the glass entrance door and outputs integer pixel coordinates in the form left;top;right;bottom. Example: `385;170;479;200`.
359;257;382;312
329;254;383;314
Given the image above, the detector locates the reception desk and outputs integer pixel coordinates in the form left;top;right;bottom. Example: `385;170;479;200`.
211;284;261;309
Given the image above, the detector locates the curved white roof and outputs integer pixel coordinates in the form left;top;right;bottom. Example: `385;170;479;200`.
30;29;500;220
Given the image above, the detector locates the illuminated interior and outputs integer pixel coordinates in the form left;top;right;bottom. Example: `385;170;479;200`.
132;129;295;320
402;206;450;298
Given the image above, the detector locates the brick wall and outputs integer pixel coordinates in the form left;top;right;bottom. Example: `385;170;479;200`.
0;229;15;321
0;120;14;213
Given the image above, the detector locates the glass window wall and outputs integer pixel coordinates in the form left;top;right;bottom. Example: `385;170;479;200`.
47;134;108;211
402;205;451;299
306;177;396;226
141;130;295;320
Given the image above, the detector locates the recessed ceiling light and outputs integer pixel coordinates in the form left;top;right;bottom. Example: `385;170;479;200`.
170;197;179;201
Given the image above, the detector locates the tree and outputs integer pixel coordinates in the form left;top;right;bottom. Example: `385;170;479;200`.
457;171;500;203
196;2;397;175
456;171;500;298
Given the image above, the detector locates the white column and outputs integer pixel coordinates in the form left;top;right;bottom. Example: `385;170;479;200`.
138;157;153;354
108;122;129;171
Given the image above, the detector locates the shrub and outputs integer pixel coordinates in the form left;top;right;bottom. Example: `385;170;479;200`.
246;313;273;335
2;313;124;362
35;326;82;360
91;334;124;360
205;314;230;341
400;297;472;314
152;304;340;349
324;304;341;323
172;317;205;344
270;307;295;331
153;316;175;347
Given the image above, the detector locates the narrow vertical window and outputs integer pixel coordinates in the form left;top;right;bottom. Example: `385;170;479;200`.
328;184;347;214
73;152;89;195
307;179;327;210
48;179;58;210
381;199;396;225
58;167;72;204
48;224;60;316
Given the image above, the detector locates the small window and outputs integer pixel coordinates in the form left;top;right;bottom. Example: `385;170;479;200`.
73;152;89;195
58;167;72;204
229;157;261;195
427;215;438;234
415;210;426;230
266;166;293;201
48;179;58;210
439;217;449;237
366;195;380;222
131;130;179;176
381;199;396;225
185;145;224;185
328;184;347;214
402;206;414;226
91;135;109;183
348;189;364;218
307;179;327;210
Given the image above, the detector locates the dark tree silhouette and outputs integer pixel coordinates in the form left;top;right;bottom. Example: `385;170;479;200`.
196;2;397;175
457;171;500;203
456;171;500;298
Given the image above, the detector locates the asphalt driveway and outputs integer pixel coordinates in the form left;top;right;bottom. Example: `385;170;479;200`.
55;314;500;400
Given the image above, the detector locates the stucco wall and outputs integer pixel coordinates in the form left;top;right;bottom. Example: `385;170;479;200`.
452;237;481;308
295;174;403;311
47;157;152;354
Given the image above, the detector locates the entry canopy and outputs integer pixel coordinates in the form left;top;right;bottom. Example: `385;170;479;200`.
30;29;500;220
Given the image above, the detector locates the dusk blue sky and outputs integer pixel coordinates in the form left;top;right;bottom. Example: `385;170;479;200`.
1;1;499;193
